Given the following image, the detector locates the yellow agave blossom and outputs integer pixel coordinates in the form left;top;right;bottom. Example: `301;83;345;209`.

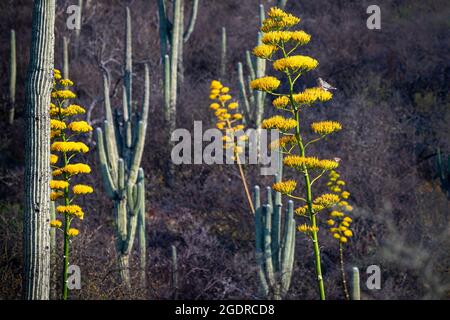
290;31;311;45
52;168;63;177
57;205;83;214
311;121;342;135
50;191;64;201
273;55;318;73
294;87;332;105
313;193;340;208
262;31;293;44
60;79;74;87
50;180;69;190
284;155;339;171
330;210;344;217
250;76;281;92
73;184;94;195
261;15;301;33
62;105;86;116
51;90;76;100
210;80;223;90
50;219;63;228
261;115;297;131
272;96;290;109
50;154;58;165
51;141;89;153
272;180;297;194
295;204;325;216
252;44;278;59
50;130;61;139
270;135;297;150
68;121;93;133
50;119;66;130
61;163;92;175
298;224;319;234
228;102;239;110
67;228;80;237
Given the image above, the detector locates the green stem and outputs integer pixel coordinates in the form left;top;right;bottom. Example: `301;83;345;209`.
339;243;350;300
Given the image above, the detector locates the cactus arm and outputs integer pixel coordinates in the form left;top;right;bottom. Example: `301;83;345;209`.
183;0;199;42
157;0;169;59
164;54;171;123
351;267;361;300
63;36;69;79
246;50;256;81
96;128;118;199
277;0;288;10
280;201;295;296
272;181;282;272
124;7;133;123
127;121;146;186
138;169;146;286
263;204;275;289
259;4;265;23
220;27;227;81
168;0;181;133
254;186;269;297
237;63;251;124
171;245;179;299
141;64;150;126
9;29;16;125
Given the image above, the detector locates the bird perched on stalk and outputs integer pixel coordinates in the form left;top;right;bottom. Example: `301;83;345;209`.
317;77;337;91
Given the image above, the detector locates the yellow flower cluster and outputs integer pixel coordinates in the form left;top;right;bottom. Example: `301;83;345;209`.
297;223;319;234
273;55;318;73
293;87;333;105
326;170;354;244
270;135;297;150
311;121;342;135
61;163;92;175
51;141;89;153
209;80;246;155
57;205;84;220
272;180;297;194
68;121;93;133
73;184;94;195
313;193;340;208
252;44;278;59
250;76;281;92
261;115;297;131
283;155;339;171
295;203;325;216
260;7;301;33
51;89;76;100
272;96;290;109
49;70;92;238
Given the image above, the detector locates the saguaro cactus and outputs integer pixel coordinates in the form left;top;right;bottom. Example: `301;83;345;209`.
63;36;69;79
237;4;266;128
23;0;55;300
157;0;199;131
351;266;361;300
254;185;296;300
220;27;227;81
95;7;149;287
9;29;16;125
277;0;288;10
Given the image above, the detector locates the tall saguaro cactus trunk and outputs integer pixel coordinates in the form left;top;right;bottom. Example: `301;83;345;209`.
157;0;199;185
9;29;16;125
23;0;55;300
96;7;149;288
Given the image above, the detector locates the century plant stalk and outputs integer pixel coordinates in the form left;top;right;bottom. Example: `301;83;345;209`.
250;7;345;299
23;0;55;300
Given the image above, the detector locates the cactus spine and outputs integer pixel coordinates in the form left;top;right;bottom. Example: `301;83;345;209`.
351;266;361;300
9;29;16;125
95;7;149;288
220;27;227;81
23;0;55;300
237;4;266;128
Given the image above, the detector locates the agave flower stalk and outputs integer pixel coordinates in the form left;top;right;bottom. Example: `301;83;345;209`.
208;80;255;214
250;7;348;299
49;70;93;299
